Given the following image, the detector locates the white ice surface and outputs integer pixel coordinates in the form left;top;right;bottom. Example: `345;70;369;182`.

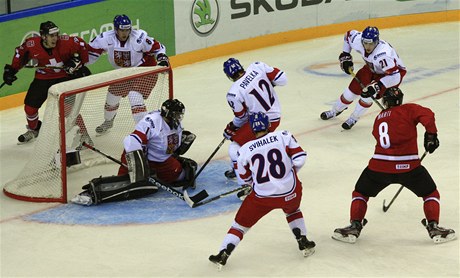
1;22;459;277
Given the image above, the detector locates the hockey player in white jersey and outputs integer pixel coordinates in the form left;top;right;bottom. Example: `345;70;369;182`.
209;112;315;270
71;99;197;206
320;26;406;129
222;58;287;181
88;14;170;134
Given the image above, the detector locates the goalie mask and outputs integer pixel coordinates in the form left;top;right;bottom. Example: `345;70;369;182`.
382;87;404;109
161;99;185;129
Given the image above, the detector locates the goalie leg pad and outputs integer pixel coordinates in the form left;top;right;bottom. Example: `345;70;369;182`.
85;174;158;204
125;149;150;183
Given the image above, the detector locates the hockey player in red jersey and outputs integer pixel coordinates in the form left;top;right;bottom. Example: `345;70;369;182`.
209;112;315;270
320;26;407;130
332;87;455;244
3;21;92;144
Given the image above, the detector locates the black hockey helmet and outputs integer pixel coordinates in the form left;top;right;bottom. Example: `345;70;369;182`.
39;21;60;36
383;87;404;109
161;99;185;129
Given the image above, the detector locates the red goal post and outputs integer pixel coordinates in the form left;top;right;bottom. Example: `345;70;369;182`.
3;66;173;203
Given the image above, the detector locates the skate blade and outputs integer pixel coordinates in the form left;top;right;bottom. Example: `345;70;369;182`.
433;233;456;244
95;129;111;137
331;233;357;243
210;261;224;271
301;247;315;257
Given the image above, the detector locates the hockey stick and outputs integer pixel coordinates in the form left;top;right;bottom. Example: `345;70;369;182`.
0;82;6;90
349;69;385;110
81;142;209;205
382;151;428;212
184;184;250;208
189;138;226;185
24;64;64;69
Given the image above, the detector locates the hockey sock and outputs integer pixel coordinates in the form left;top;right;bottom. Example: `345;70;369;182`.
423;189;440;223
350;190;369;221
24;105;39;130
128;91;147;123
104;92;122;121
286;211;307;236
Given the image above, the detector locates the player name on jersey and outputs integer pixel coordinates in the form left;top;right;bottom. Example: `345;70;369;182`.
239;70;259;89
248;135;278;151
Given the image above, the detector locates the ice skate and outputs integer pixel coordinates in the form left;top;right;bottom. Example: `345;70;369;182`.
342;117;358;130
209;244;235;270
422;219;456;244
332;219;367;243
293;228;316;257
320;109;344;120
95;118;114;135
224;169;236;179
17;121;42;144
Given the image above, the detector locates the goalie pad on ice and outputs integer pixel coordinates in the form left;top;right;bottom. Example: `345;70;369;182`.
79;174;158;205
126;149;150;183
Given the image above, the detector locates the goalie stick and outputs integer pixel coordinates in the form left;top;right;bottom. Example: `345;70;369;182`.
382;151;428;212
190;138;226;185
81;142;209;205
183;184;251;208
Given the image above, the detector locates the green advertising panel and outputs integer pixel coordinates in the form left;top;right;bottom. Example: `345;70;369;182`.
0;0;175;96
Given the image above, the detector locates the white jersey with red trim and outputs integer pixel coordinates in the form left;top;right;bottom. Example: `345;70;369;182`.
236;130;306;198
343;30;406;88
123;111;183;162
88;29;166;68
226;61;287;127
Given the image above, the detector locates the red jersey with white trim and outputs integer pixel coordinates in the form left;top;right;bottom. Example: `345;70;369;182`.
11;35;89;80
123;111;183;162
226;61;287;127
343;30;406;88
237;130;306;198
369;103;437;173
88;29;166;68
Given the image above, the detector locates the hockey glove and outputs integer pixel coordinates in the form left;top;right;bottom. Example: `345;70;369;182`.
361;81;382;98
223;122;238;140
3;64;18;86
174;130;196;156
64;53;82;75
424;132;439;154
339;52;353;75
156;53;170;67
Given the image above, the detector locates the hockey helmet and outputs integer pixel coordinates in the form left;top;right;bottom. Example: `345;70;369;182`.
249;112;270;133
382;87;404;109
39;21;60;36
161;99;185;129
114;14;132;30
361;26;379;45
223;58;244;81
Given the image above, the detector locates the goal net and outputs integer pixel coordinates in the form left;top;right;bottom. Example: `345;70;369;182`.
3;66;173;203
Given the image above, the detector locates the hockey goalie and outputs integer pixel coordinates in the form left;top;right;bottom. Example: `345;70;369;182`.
71;99;197;205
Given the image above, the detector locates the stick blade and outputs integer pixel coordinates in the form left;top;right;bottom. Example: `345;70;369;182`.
382;200;389;212
184;189;209;208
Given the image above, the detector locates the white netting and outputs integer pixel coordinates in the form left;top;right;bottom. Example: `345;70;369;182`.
3;66;172;202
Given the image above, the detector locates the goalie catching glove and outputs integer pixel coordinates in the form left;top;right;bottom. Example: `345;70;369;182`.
3;64;18;85
339;52;353;75
125;149;150;183
64;53;82;75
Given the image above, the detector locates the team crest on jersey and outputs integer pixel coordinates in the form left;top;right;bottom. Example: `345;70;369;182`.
114;50;131;67
26;40;35;47
166;134;179;154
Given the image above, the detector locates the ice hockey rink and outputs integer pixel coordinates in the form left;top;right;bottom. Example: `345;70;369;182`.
1;22;459;277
